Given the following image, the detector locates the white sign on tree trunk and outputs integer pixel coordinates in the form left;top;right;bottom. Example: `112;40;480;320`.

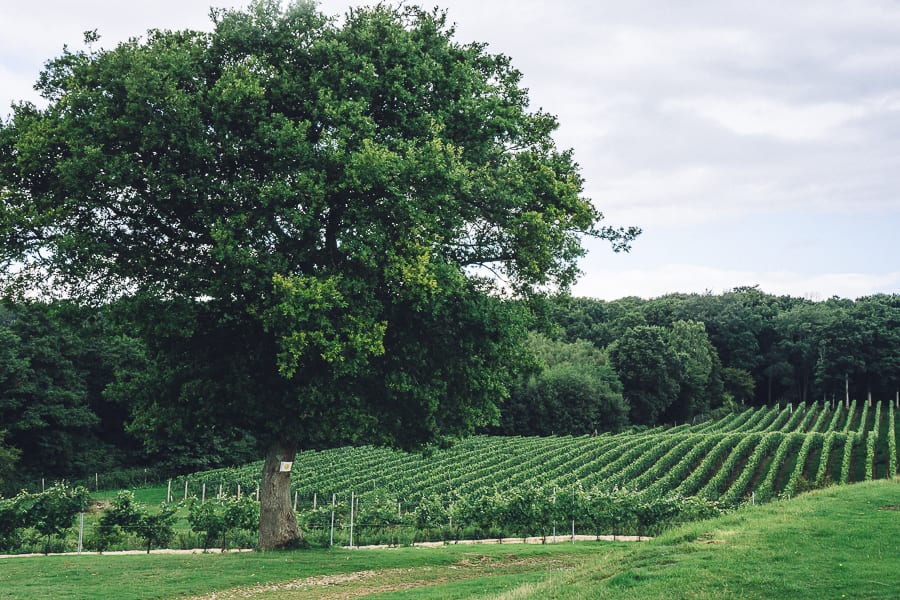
279;461;293;472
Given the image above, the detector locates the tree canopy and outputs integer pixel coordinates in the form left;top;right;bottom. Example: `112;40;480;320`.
0;1;634;547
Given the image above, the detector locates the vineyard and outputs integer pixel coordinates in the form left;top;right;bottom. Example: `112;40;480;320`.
172;400;898;544
3;401;897;554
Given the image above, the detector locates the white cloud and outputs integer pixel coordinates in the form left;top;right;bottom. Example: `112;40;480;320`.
661;96;868;142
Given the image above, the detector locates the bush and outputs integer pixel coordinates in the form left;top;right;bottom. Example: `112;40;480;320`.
188;496;259;551
23;483;90;554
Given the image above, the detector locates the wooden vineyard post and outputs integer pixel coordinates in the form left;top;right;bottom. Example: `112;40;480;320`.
330;494;336;547
167;479;172;503
293;490;298;512
571;486;575;544
349;491;355;548
237;484;241;500
184;479;188;500
201;483;206;504
313;493;317;510
77;512;84;554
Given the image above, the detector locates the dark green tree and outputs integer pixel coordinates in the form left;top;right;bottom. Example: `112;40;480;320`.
96;490;143;552
0;1;635;548
501;334;626;434
608;325;680;425
722;367;755;406
0;303;98;481
815;299;867;404
0;431;19;492
851;295;900;399
135;503;178;554
665;320;723;421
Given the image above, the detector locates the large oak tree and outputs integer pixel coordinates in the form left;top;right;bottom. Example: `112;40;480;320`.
0;1;636;548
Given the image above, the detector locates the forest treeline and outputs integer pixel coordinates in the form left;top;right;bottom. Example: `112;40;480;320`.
501;287;900;436
2;287;899;491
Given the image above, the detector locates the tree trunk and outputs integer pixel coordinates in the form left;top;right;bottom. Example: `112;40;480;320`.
258;439;304;550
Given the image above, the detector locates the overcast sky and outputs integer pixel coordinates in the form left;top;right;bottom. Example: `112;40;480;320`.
2;0;899;301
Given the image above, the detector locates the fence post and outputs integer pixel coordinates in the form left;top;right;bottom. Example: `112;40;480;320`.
330;494;336;547
293;490;298;512
571;486;575;544
202;483;206;504
237;484;241;500
167;479;172;503
77;512;84;555
184;479;188;500
349;491;355;548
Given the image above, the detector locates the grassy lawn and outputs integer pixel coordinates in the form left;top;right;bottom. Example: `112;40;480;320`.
2;479;897;599
0;540;607;599
506;478;900;599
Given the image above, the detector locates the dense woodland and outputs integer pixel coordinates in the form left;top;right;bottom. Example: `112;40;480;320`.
2;287;898;492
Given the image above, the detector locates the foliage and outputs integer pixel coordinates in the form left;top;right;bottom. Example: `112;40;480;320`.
0;492;28;551
188;402;893;521
21;482;90;554
0;482;896;600
94;489;180;553
188;495;259;551
96;490;143;551
609;326;680;425
546;291;900;411
135;503;178;554
0;301;151;490
0;430;19;489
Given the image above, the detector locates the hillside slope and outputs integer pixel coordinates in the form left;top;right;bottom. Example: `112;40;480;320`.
505;478;900;600
183;401;898;509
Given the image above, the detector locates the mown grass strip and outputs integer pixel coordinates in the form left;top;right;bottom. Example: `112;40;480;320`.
0;538;605;600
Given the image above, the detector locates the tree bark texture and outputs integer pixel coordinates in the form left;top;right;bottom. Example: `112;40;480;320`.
258;439;304;550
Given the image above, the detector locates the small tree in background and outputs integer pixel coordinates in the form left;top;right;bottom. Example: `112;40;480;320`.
135;504;177;554
24;483;89;554
96;490;143;552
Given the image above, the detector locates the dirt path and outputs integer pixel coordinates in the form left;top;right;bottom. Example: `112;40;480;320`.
180;554;583;600
0;534;649;559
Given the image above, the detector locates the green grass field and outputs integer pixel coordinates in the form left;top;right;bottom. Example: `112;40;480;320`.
2;478;897;599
